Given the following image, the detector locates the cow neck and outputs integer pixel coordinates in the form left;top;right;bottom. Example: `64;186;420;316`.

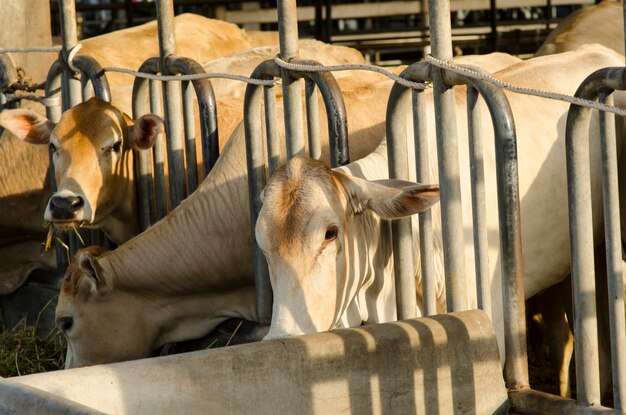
101;145;140;244
102;129;254;295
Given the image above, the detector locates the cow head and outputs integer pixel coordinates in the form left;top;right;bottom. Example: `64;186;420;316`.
56;246;160;368
0;98;164;244
255;157;439;340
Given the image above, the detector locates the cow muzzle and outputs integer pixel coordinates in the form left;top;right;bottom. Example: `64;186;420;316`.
45;190;88;224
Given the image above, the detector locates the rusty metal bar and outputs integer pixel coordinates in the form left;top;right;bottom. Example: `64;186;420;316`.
566;74;604;408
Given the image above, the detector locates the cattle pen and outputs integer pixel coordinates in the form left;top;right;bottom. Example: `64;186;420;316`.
1;0;626;414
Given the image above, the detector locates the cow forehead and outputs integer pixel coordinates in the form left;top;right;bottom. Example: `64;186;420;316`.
54;99;127;145
262;158;343;250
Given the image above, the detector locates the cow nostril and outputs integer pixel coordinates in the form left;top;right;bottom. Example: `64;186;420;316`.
49;195;84;216
69;196;84;211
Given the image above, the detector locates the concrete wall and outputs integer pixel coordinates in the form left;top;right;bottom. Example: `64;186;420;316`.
0;0;55;82
2;310;508;415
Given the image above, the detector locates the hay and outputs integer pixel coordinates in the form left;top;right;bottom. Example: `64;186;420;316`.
0;303;65;377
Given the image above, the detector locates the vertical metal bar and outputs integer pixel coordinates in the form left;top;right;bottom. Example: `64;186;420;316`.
489;0;497;51
182;81;199;194
150;79;167;220
156;0;185;209
467;86;491;318
412;89;437;316
277;0;305;159
599;92;626;411
386;83;417;320
305;78;321;160
59;0;81;109
245;80;272;324
566;97;602;407
428;0;467;312
264;85;281;176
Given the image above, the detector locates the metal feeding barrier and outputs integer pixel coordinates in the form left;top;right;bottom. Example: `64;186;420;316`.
244;56;349;324
131;0;220;231
566;67;626;412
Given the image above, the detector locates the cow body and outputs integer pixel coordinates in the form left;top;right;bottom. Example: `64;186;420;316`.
536;1;623;57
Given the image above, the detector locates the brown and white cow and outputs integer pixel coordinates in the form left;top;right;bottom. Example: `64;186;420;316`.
52;46;622;368
255;45;626;364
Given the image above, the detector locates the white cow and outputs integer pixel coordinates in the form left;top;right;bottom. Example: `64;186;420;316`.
53;52;524;368
536;1;624;57
255;44;626;364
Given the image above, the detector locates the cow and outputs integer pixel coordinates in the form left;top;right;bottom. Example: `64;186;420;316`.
255;44;626;368
535;1;623;57
0;13;286;295
52;46;622;368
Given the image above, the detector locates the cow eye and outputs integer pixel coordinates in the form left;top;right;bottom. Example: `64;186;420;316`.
49;143;57;153
57;316;74;333
324;225;338;242
111;142;122;153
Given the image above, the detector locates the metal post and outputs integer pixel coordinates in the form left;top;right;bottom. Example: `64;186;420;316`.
182;81;199;193
59;0;81;110
427;0;467;312
156;0;185;209
277;0;305;159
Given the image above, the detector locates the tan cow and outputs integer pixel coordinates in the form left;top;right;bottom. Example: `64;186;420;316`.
536;1;624;57
255;45;625;367
51;48;611;368
0;15;282;293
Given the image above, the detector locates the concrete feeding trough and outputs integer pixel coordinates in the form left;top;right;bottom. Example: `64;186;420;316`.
0;310;507;414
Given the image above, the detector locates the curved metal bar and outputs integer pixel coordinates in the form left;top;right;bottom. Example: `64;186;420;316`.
44;60;63;122
288;58;350;167
466;76;527;391
132;58;160;232
166;56;219;179
566;66;626;409
71;55;111;102
245;58;349;324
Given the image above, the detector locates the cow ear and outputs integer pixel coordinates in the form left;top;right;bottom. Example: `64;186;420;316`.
0;109;54;144
77;250;109;293
336;172;440;219
129;114;164;150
